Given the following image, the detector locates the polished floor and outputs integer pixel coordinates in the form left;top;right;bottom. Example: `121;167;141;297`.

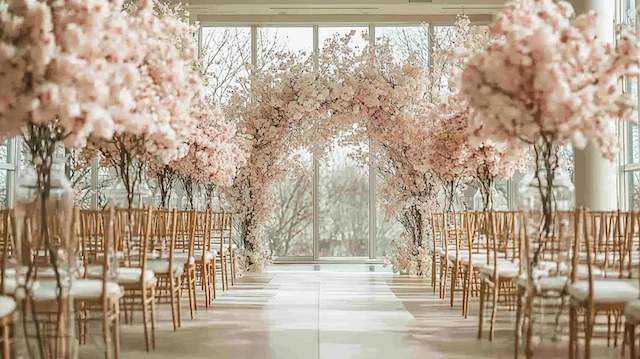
79;264;620;358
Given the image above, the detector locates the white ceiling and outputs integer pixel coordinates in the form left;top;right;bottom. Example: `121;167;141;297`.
187;0;506;24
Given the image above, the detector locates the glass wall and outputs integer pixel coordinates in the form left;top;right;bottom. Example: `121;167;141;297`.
319;136;369;257
200;27;252;104
259;27;315;257
620;0;639;209
1;19;532;261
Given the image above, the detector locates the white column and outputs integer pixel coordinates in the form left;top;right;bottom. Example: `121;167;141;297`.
571;0;618;210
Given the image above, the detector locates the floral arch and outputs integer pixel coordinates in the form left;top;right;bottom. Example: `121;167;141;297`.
227;31;453;273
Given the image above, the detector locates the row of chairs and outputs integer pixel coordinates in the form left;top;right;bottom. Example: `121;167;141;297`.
428;209;640;358
0;207;239;358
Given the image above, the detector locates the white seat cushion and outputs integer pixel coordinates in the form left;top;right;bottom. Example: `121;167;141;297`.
568;280;639;304
114;268;155;285
479;261;520;278
516;275;568;292
0;295;15;318
147;259;184;276
86;266;155;285
72;279;123;300
173;250;216;264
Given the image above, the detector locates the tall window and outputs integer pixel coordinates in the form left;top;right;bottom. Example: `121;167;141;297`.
200;27;252;105
259;27;315;257
620;0;639;208
0;140;15;208
317;27;370;258
373;26;428;256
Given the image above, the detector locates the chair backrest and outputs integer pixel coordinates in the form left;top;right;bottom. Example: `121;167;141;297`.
79;209;106;271
0;209;12;294
192;210;211;256
478;211;523;276
117;208;153;273
175;210;196;259
462;211;481;266
154;209;178;272
430;212;444;257
443;211;464;261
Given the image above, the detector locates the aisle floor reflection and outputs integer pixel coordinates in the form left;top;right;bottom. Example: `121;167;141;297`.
79;264;619;359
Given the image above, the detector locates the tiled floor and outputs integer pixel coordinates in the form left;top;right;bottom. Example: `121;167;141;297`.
79;264;621;358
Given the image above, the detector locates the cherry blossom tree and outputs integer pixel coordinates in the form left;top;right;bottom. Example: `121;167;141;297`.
227;50;332;271
169;99;246;209
147;161;178;208
0;0;149;354
424;96;475;212
317;33;437;274
467;136;528;211
461;0;640;251
461;2;640;355
89;0;202;209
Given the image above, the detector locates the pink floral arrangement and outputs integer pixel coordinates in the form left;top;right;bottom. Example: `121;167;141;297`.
423;95;475;211
227;50;332;271
0;0;144;147
462;0;640;241
168;98;247;208
88;0;203;208
462;0;640;159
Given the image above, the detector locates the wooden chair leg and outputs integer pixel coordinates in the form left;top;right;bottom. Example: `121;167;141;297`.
187;271;195;319
514;287;522;359
191;268;198;313
478;280;485;339
150;286;156;350
211;261;217;299
141;288;150;352
171;276;178;331
431;254;437;293
461;267;468;316
103;304;112;359
569;305;576;359
607;313;612;347
585;309;593;359
204;263;211;307
489;280;499;341
615;313;621;348
3;321;10;359
631;324;637;359
114;302;121;359
230;251;236;286
223;257;230;290
450;261;458;307
441;259;448;299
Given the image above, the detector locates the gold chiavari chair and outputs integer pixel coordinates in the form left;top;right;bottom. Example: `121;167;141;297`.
113;208;156;352
13;205;80;358
514;210;575;358
430;212;445;293
212;211;230;291
222;211;237;286
77;208;122;359
569;209;639;359
193;210;215;306
477;211;520;341
172;210;197;319
0;209;15;358
146;209;183;331
438;211;464;302
460;211;487;318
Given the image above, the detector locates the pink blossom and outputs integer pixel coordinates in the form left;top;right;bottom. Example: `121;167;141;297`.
461;0;640;159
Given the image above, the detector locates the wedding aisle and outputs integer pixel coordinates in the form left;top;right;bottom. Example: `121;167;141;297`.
77;264;618;359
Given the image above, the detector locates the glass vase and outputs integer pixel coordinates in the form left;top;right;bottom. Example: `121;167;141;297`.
13;162;78;359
